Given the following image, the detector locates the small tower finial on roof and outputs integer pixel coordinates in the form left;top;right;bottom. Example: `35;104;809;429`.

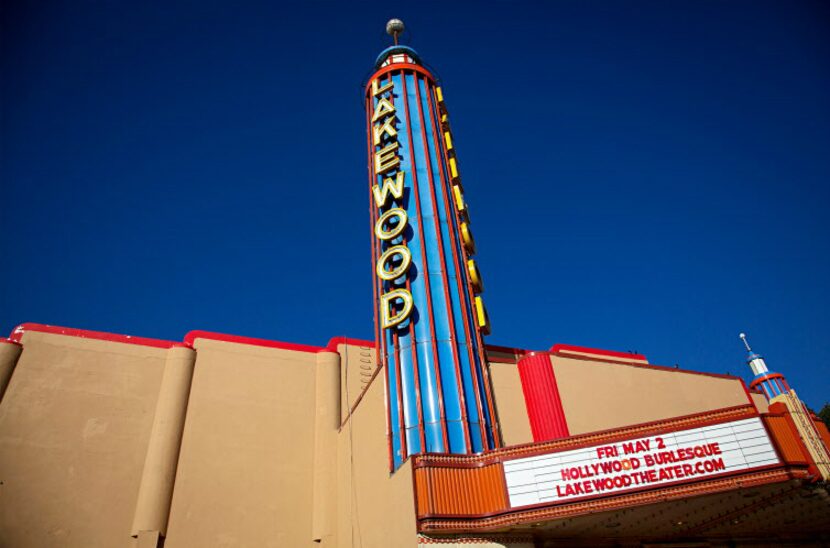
386;18;405;45
738;332;790;398
739;332;752;353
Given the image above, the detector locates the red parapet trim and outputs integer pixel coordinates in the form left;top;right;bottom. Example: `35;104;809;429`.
550;343;647;362
548;348;744;382
485;344;527;364
366;63;435;94
10;322;181;349
183;330;322;353
1;339;22;347
627;361;743;381
486;355;520;364
485;344;527;357
323;336;376;353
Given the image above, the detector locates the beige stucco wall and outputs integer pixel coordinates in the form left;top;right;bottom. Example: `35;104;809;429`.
0;339;22;399
164;338;320;548
0;330;420;548
751;391;769;413
4;329;757;547
336;358;418;548
488;361;533;446
552;355;751;435
0;332;167;548
339;341;377;423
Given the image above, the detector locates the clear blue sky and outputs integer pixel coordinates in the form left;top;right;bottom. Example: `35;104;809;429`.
2;1;828;408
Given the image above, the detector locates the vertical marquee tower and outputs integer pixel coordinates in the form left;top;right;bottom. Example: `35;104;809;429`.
366;20;499;469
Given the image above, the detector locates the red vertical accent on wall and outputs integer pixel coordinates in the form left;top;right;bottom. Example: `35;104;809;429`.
517;352;570;442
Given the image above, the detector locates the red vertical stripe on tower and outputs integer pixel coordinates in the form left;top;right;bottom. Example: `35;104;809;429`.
420;76;473;451
370;72;409;462
427;83;490;448
400;71;450;452
388;69;427;454
432;81;500;448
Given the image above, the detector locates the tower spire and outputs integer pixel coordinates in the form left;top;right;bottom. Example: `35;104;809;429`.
739;332;752;353
386;18;404;46
738;332;789;399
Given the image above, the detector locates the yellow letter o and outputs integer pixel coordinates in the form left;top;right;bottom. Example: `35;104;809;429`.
375;208;408;241
376;245;412;281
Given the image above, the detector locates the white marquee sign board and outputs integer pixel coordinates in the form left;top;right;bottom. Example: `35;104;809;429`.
504;417;779;508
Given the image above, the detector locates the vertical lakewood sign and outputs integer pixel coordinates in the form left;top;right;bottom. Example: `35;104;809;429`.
504;417;779;508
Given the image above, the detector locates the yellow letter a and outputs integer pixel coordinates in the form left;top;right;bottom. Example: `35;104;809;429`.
372;98;396;123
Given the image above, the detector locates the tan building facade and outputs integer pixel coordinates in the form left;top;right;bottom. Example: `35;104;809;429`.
1;323;828;547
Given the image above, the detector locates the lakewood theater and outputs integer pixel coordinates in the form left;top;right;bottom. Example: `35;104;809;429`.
1;20;829;548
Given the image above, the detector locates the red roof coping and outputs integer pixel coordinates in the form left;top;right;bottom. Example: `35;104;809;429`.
7;323;377;355
9;322;182;349
10;324;734;387
323;336;375;353
183;330;324;353
550;343;647;362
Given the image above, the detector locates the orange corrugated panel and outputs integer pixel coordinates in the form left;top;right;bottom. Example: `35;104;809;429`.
415;463;508;517
485;464;508;511
764;415;809;465
490;465;507;508
414;467;427;515
813;418;830;453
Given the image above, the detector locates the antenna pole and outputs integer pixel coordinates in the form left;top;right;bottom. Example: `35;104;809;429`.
386;18;405;46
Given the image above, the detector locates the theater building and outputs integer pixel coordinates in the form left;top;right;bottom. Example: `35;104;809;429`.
1;22;829;548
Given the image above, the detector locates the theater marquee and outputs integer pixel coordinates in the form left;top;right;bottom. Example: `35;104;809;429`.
504;417;780;508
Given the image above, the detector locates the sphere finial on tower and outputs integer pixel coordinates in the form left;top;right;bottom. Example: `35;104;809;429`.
739;332;752;353
386;18;405;45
